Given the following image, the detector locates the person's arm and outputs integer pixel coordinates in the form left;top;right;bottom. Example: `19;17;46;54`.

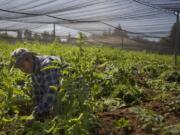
32;68;60;118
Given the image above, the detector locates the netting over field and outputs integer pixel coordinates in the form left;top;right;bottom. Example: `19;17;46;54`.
0;0;179;38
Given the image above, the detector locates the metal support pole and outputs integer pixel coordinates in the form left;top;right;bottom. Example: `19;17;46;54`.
174;12;179;66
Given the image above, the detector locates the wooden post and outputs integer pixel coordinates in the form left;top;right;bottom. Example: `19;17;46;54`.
53;23;56;41
121;37;124;49
174;12;179;66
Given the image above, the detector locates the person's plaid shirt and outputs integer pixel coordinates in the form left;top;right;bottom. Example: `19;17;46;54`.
31;55;62;117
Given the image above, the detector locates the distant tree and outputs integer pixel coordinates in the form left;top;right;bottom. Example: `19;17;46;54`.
17;30;22;40
33;33;41;41
112;24;128;48
159;37;170;47
134;36;153;44
112;24;122;36
24;30;32;40
50;31;55;41
77;32;87;44
67;32;71;42
158;22;180;51
0;32;8;38
112;24;128;37
53;36;60;44
41;31;51;42
102;30;108;36
102;28;113;37
169;22;180;49
78;32;87;40
108;28;112;36
91;33;99;38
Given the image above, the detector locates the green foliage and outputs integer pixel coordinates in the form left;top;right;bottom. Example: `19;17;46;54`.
113;118;129;128
0;41;179;134
167;95;180;114
161;71;180;83
163;124;180;135
131;107;165;133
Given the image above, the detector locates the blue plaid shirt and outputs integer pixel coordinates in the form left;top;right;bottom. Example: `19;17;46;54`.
31;55;61;117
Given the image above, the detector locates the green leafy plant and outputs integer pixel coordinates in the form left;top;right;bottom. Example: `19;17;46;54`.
0;41;179;135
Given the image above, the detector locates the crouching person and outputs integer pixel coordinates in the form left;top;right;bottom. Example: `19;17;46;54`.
11;48;63;122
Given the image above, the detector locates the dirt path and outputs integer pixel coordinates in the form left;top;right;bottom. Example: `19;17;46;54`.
96;99;180;135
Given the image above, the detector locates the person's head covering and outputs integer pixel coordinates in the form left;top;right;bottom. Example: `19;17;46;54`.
11;48;37;68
